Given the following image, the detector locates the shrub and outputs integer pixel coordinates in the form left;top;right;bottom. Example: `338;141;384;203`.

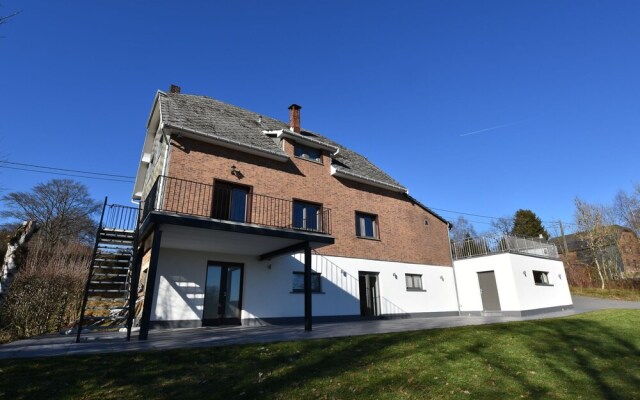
1;242;90;339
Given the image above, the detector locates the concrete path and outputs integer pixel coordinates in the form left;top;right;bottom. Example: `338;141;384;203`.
1;295;638;360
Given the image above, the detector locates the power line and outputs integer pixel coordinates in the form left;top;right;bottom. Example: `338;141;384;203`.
0;161;135;179
0;165;134;183
431;206;578;227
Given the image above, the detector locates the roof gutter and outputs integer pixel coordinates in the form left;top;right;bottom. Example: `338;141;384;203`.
167;124;290;162
331;166;408;193
404;193;450;225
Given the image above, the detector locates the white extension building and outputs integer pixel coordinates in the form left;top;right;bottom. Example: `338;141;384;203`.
452;234;573;316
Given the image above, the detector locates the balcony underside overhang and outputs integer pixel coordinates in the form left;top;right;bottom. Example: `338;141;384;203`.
141;212;334;258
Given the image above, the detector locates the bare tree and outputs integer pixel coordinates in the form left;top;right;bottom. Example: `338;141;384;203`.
573;198;620;289
490;216;513;235
0;220;38;298
613;184;640;236
1;179;100;250
449;216;478;242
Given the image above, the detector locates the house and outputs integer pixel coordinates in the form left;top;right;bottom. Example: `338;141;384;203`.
552;226;640;278
125;85;460;339
75;86;575;341
452;234;573;316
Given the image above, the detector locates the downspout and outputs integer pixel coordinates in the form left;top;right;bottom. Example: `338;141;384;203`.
155;126;171;210
448;222;462;316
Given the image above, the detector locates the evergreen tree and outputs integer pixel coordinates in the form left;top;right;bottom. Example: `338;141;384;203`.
512;209;549;240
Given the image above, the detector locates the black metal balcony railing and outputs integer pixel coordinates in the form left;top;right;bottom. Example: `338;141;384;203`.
142;175;332;235
101;204;140;232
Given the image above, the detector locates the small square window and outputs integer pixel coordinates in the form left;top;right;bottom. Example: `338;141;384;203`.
292;271;322;293
294;144;322;162
405;274;423;291
356;212;379;239
533;270;551;285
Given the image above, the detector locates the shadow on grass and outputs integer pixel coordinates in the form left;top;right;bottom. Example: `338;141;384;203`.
1;311;639;399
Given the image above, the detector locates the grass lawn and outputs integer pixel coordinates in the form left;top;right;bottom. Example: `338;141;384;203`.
571;286;640;302
1;310;639;400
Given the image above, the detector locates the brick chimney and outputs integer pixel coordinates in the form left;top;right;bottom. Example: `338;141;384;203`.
169;84;181;94
288;104;301;133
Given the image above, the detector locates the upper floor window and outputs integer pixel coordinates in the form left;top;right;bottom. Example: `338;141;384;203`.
212;182;251;223
293;200;322;231
294;143;322;163
356;212;379;239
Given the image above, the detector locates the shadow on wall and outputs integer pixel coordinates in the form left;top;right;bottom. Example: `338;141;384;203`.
155;253;410;323
293;251;409;316
157;275;205;321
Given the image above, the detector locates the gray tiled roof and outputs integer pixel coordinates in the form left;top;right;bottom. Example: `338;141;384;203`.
158;92;407;191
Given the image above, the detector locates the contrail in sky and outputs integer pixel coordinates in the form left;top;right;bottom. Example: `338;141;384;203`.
459;119;530;137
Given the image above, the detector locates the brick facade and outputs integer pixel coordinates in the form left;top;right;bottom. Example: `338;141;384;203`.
619;230;640;275
163;136;453;266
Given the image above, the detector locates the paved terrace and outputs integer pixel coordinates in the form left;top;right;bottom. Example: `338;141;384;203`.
1;296;639;360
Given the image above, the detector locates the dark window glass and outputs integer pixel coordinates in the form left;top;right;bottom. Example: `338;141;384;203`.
213;183;250;223
294;144;321;162
533;270;550;285
356;212;378;239
293;201;321;231
292;272;322;292
405;274;423;290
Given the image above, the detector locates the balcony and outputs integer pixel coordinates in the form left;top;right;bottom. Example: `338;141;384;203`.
141;176;332;237
451;233;560;261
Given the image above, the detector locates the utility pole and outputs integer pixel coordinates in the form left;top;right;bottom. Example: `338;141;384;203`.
559;220;569;255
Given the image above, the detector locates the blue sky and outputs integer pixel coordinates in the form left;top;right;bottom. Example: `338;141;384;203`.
1;1;638;235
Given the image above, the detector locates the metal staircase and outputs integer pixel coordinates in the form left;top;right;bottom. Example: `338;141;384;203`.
76;199;140;342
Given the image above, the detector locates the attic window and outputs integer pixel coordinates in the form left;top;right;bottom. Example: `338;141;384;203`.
294;143;322;163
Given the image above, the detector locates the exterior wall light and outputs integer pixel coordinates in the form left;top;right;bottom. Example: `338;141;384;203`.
231;165;244;178
523;271;527;277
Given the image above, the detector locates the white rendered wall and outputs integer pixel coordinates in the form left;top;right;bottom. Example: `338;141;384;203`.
150;247;459;324
454;253;572;314
505;253;572;311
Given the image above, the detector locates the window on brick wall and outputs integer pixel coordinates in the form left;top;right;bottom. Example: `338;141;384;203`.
293;201;322;231
356;212;379;239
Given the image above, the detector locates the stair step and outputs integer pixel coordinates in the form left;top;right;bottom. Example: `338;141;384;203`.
93;273;129;278
83;316;128;321
87;306;127;311
90;280;126;285
87;297;130;302
94;258;130;264
88;289;129;293
97;244;134;251
102;228;136;233
93;265;131;270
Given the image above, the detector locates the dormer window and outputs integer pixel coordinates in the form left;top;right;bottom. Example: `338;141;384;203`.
294;143;322;163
